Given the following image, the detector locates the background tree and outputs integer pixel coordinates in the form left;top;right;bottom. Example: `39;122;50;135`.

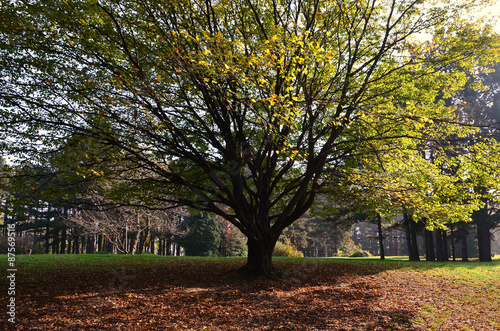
453;62;500;261
1;0;499;276
179;212;223;257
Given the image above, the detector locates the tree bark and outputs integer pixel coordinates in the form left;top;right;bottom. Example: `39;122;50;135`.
442;230;449;261
60;227;67;254
450;223;456;262
474;195;492;262
130;230;141;255
436;229;444;262
425;229;435;261
377;214;385;260
461;222;469;262
477;220;492;262
45;225;50;254
244;237;279;278
138;226;149;255
97;234;103;253
74;234;80;254
404;213;420;261
150;234;155;254
53;229;60;254
87;236;95;254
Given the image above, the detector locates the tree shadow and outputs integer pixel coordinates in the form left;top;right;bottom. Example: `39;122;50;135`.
9;258;429;330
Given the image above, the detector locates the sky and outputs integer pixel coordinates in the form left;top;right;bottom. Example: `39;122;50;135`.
481;1;500;32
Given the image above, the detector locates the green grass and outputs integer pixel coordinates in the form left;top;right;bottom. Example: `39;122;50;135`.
3;253;499;281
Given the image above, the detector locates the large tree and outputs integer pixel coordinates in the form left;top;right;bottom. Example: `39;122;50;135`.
455;62;500;261
1;0;498;276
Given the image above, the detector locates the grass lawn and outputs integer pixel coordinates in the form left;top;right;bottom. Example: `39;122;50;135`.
1;254;499;330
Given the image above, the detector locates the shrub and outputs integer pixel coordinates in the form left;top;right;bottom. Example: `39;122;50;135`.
273;239;304;258
350;250;371;257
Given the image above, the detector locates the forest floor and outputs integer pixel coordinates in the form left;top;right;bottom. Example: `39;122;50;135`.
1;254;499;330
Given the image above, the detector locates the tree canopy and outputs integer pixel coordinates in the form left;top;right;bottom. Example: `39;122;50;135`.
1;0;499;277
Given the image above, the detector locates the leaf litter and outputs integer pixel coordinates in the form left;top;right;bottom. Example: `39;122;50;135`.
3;257;499;330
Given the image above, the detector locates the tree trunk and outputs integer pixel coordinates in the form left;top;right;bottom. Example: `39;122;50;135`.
442;229;449;261
166;237;172;255
404;213;420;261
60;228;67;254
66;233;72;254
436;229;444;262
150;234;155;254
450;223;456;262
130;230;141;255
409;220;420;260
81;236;86;253
138;227;149;255
45;225;50;254
477;221;492;262
461;222;469;262
74;235;80;254
377;214;385;260
474;195;492;262
86;236;95;254
244;237;278;278
97;234;103;253
425;229;435;261
53;229;60;254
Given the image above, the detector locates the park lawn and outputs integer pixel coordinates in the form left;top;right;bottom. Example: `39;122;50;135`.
1;254;499;330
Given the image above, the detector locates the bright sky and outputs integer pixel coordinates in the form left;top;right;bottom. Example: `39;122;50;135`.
482;1;500;32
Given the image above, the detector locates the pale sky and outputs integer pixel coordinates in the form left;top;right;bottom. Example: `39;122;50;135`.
481;1;500;32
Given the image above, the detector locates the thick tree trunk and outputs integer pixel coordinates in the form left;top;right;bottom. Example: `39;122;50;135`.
425;229;435;261
404;213;420;261
244;237;278;278
474;196;492;262
87;236;95;254
477;221;492;262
